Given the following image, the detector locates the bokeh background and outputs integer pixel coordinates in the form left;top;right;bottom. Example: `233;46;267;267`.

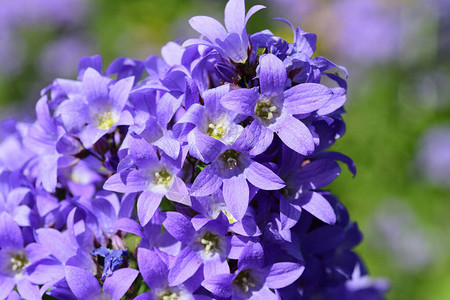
0;0;449;299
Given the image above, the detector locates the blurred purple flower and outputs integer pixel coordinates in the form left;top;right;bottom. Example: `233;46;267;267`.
416;125;450;187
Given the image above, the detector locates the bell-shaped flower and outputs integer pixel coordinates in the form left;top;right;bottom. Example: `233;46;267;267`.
221;53;334;155
183;0;265;63
104;136;190;226
55;68;134;148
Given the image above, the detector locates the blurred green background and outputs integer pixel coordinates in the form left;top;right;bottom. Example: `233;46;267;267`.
1;0;449;299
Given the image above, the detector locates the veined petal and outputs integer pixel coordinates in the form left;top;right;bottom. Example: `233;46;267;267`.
168;246;202;286
297;192;336;225
244;161;285;190
271;114;314;155
190;163;223;197
202;273;235;298
103;268;139;300
137;191;163;226
188;128;227;163
103;170;148;193
259;54;287;95
189;16;228;42
283;83;333;114
265;262;304;289
221;89;258;116
166;177;191;206
82;68;111;102
222;173;249;221
0;212;23;249
163;212;196;244
245;5;266;24
109;76;134;112
65;265;101;299
137;247;168;290
224;0;245;34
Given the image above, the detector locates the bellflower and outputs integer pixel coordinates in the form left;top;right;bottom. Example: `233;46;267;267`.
55;67;134;148
184;0;265;63
221;54;333;155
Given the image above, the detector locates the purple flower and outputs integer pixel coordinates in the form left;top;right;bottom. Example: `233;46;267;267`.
55;68;134;148
65;265;138;300
190;136;285;221
221;54;333;155
104;136;190;226
202;241;304;299
92;247;127;280
183;0;265;63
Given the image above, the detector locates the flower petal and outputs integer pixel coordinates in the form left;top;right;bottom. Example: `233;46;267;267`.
271;114;314;155
190;163;223;197
137;191;163;226
283;83;333;114
265;262;305;289
65;265;101;299
222;173;249;221
259;54;287;95
244;161;285;190
168;246;202;286
103;268;139;300
221;88;258;116
297;192;336;225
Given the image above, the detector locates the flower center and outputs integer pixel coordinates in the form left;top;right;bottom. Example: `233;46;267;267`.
9;252;29;274
154;169;172;185
233;270;256;293
158;288;180;300
200;232;221;255
207;122;226;140
96;111;116;129
255;99;278;122
219;149;240;169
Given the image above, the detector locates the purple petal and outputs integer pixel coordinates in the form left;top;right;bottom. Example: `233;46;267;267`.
0;212;23;248
270;114;314;155
229;216;261;237
82;68;111;102
224;0;245;33
279;195;301;230
166;177;191;206
0;275;15;300
114;218;144;238
283;83;333;114
79;125;108;148
103;170;148;193
137;191;163;226
265;262;304;289
154;132;181;160
190;163;223;197
36;228;77;263
297;192;336;224
17;279;40;300
244;161;285;190
189;16;228;41
109;76;134;112
317;87;346;116
168;246;202;286
295;159;340;189
259;54;287;95
137;247;168;289
222;173;249;221
65;265;101;299
245;5;266;24
202;273;235;298
238;241;264;270
103;268;139;300
187;128;227;163
163;212;195;244
221;89;258;116
129;136;159;169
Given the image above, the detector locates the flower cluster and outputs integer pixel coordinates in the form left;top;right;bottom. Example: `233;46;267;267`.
0;1;388;299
